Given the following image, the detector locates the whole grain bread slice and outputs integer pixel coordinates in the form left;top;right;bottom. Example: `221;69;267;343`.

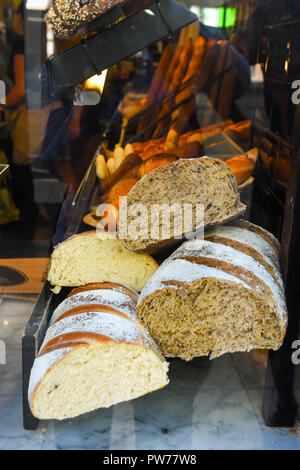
118;157;246;253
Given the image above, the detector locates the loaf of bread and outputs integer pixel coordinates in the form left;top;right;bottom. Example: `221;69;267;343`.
136;221;287;360
119;157;246;253
131;121;233;161
28;282;169;420
224;155;256;184
138;154;178;178
151;38;194;138
47;231;158;292
106;177;139;206
170;36;206;135
137;43;173;135
225;120;251;142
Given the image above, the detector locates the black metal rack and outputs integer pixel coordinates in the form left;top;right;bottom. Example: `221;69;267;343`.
47;0;197;88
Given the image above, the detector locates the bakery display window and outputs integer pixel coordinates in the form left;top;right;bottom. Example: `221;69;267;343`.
0;0;299;451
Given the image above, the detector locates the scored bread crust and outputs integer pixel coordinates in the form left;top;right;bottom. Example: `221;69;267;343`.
136;221;287;360
50;286;137;325
29;283;169;419
52;303;135;324
231;219;280;252
67;282;138;301
39;310;145;353
119;157;246;254
39;332;118;356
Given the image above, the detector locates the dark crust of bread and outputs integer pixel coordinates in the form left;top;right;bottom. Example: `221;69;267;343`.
138;154;178;178
231;219;280;253
38;331;118;356
205;235;280;287
67;282;138;300
53;303;135;324
174;255;275;299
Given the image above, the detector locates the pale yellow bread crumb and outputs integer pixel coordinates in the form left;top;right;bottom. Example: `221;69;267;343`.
29;342;169;420
47;231;158;292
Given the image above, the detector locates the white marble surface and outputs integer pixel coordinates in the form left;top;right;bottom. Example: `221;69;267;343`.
0;298;299;450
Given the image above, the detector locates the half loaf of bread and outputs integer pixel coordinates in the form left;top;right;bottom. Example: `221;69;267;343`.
47;231;158;292
136;221;287;360
119;157;246;253
28;282;169;420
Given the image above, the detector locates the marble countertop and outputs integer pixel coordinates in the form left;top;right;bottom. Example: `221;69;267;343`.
0;297;299;450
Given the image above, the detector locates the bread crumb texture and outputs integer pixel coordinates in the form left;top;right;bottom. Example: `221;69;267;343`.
47;232;158;292
30;343;169;420
119;157;246;252
137;222;287;360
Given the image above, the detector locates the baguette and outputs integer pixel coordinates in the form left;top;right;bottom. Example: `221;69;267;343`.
138;154;178;178
137;43;173;134
152;38;194;138
170;37;206;129
225;156;255;185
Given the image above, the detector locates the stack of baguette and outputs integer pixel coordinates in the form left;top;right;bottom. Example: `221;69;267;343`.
130;31;250;140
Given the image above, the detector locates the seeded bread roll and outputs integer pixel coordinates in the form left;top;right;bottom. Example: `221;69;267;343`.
47;231;158;292
28;282;169;420
119;157;246;253
136;222;287;360
46;0;124;39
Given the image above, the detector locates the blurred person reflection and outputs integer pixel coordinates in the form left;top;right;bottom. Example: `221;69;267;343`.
0;0;38;239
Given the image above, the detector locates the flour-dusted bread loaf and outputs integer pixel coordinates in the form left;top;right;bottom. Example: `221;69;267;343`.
50;282;138;324
119;157;246;253
136;221;287;360
28;282;169;420
47;231;158;292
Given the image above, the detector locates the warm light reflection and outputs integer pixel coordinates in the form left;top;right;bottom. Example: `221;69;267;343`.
264;57;269;73
26;0;51;10
284;59;289;74
3;320;8;326
84;70;108;95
